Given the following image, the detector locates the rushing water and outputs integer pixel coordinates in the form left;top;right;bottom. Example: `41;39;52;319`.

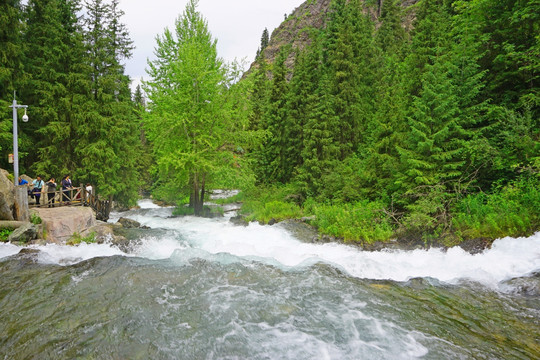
1;199;539;359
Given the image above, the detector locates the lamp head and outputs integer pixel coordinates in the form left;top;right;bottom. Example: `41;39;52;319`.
22;109;28;122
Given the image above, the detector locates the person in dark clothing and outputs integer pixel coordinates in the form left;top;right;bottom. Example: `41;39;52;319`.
46;178;57;207
32;176;44;205
61;175;73;204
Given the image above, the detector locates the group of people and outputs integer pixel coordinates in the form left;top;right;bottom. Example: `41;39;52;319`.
18;175;92;207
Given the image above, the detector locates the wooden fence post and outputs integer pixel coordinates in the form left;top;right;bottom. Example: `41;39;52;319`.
14;186;29;221
81;183;86;205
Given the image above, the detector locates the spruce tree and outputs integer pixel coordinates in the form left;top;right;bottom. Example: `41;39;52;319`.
78;0;140;205
23;0;87;178
0;0;25;170
258;46;290;183
362;0;410;200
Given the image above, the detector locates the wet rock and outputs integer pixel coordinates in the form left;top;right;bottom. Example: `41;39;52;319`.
8;222;38;243
229;215;248;227
458;238;492;254
117;217;142;229
201;206;223;219
0;169;15;221
501;272;540;297
267;218;277;226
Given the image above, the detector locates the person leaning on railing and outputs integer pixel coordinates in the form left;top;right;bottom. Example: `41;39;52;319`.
46;178;57;208
61;175;73;205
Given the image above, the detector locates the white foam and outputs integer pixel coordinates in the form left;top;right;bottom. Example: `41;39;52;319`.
137;199;162;209
2;199;539;287
0;242;127;266
166;216;540;287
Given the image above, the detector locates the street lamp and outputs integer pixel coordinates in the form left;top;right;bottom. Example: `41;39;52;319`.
9;92;28;186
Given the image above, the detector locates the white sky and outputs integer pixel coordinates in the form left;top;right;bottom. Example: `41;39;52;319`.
119;0;305;89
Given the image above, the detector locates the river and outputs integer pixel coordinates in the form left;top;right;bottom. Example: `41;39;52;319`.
1;198;539;359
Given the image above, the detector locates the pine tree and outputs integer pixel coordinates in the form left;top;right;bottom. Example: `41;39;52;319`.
0;0;25;170
261;28;269;52
258;46;290;183
77;0;139;205
22;0;87;178
362;0;410;200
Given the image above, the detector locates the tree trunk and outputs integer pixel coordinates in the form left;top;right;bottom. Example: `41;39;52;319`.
191;172;202;216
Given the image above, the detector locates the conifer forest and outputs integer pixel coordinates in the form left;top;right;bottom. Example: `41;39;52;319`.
1;0;539;244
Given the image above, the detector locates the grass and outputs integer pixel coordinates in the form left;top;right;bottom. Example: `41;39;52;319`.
307;200;394;244
452;178;539;240
67;232;96;246
240;185;303;224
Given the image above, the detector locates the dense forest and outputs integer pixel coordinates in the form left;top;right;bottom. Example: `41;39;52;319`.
244;0;539;244
0;0;147;206
1;0;538;244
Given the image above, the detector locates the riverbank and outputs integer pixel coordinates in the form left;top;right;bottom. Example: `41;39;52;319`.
217;179;540;252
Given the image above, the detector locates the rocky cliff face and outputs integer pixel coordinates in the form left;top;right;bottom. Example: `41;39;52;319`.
251;0;418;72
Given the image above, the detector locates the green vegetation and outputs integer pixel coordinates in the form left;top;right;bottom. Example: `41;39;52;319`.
1;0;537;244
1;0;144;207
30;213;42;225
308;201;394;244
453;179;540;240
172;206;195;216
144;0;253;215
0;229;14;242
67;232;96;246
241;0;539;244
239;185;303;224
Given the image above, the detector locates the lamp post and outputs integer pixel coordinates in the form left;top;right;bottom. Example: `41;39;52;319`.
9;92;28;186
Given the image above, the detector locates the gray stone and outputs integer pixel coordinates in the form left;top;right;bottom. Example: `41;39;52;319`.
8;222;38;243
117;217;141;229
0;169;15;220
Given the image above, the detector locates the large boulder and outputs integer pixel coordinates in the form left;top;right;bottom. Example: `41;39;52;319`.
34;206;97;243
0;169;15;220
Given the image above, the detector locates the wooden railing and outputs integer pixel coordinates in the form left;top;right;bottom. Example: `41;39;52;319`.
28;185;113;221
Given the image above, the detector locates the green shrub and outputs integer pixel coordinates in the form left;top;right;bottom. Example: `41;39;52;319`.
240;184;304;223
30;213;42;225
452;178;540;240
311;201;394;244
0;229;13;242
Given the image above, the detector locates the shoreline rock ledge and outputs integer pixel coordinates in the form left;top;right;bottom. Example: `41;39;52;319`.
34;207;97;243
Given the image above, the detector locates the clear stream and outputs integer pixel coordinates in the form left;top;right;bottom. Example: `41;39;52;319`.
1;199;539;359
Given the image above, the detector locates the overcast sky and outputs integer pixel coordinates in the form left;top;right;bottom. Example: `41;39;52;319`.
119;0;305;88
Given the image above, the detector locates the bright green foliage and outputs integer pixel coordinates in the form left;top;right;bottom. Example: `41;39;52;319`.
453;178;540;240
145;0;250;215
0;229;14;242
309;200;394;244
240;184;303;223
